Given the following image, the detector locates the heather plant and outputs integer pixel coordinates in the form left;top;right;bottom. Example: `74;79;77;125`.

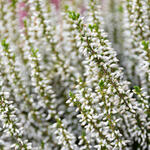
0;0;149;150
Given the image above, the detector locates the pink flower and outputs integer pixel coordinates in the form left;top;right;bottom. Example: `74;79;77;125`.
80;6;86;14
18;2;27;28
51;0;60;10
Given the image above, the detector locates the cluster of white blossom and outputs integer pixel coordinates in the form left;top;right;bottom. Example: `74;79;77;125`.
122;0;150;88
0;0;149;149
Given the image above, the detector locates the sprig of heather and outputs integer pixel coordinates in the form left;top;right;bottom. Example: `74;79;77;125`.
29;47;57;117
0;96;32;149
122;0;150;87
27;0;57;72
88;2;150;146
133;85;150;148
0;0;149;149
0;39;51;148
26;1;86;139
32;45;80;147
20;12;78;148
5;25;75;149
102;0;125;71
0;0;20;45
29;46;78;149
135;41;150;95
123;0;149;48
0;39;44;121
129;0;149;43
27;0;78;86
53;116;78;150
67;78;125;149
66;6;149;148
133;86;150;119
78;130;91;150
0;44;32;149
1;39;32;107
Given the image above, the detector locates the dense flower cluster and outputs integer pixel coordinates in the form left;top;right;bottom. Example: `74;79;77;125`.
0;0;149;149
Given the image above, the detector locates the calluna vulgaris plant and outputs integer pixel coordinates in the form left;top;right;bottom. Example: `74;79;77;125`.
0;0;149;149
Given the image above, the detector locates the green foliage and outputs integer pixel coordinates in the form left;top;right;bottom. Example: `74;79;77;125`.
31;48;39;57
99;80;105;89
142;41;149;50
68;11;80;20
134;86;141;94
88;24;98;31
118;5;123;13
11;0;17;7
1;39;9;50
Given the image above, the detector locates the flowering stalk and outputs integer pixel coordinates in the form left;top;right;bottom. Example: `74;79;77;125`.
68;79;124;149
78;130;91;150
0;40;32;150
0;0;150;149
0;39;52;148
133;85;150;147
122;0;150;87
1;39;32;106
67;5;149;148
53;116;78;150
29;46;78;149
0;96;32;150
135;41;150;95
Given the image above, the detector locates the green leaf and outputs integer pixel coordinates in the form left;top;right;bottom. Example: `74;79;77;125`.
12;54;16;61
134;86;141;94
88;24;98;32
1;39;9;50
118;5;123;13
64;5;69;11
82;107;87;113
81;130;86;137
89;24;94;31
41;141;45;149
99;80;104;89
68;11;80;20
69;91;76;99
31;48;39;57
74;101;81;107
12;0;17;7
56;118;62;128
23;20;27;27
142;41;149;50
93;24;98;31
